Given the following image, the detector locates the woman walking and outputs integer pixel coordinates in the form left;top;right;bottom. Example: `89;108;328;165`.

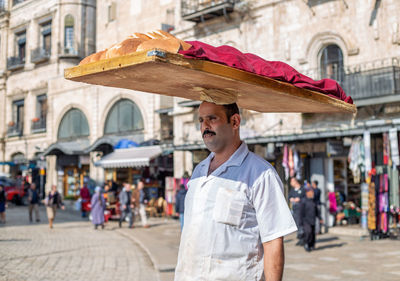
45;185;64;229
91;186;106;229
0;184;7;224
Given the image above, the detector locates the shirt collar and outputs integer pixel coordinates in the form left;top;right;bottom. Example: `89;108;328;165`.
200;141;249;174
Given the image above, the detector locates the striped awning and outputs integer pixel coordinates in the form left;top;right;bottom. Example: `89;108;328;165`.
95;145;162;168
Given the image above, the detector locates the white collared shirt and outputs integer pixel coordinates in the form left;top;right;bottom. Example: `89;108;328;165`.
175;142;297;281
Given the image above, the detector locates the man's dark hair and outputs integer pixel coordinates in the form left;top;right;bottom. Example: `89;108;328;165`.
313;180;318;186
222;103;239;123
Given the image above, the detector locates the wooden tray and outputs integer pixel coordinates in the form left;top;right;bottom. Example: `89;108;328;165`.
64;49;356;114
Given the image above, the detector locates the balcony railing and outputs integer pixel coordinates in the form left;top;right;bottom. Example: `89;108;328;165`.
7;56;24;70
301;58;400;103
58;42;80;59
7;123;23;137
31;118;46;133
31;48;51;64
13;0;27;6
181;0;241;22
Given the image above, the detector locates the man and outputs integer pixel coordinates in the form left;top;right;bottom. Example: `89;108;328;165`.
300;187;321;252
175;184;187;231
174;102;297;281
119;182;133;228
288;177;305;246
311;180;322;234
28;183;40;222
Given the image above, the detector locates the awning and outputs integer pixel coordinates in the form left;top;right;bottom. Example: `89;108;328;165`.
43;139;90;156
84;134;144;153
95;145;163;168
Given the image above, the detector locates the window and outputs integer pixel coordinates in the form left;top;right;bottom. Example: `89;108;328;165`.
58;108;90;139
319;44;344;82
64;15;75;54
16;31;26;63
108;2;116;22
9;99;24;136
41;22;52;54
104;99;144;135
32;94;47;132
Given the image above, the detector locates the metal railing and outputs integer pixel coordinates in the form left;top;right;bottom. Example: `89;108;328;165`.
31;48;51;63
58;42;80;58
7;123;23;137
31;118;46;133
181;0;241;22
7;56;24;70
300;57;400;101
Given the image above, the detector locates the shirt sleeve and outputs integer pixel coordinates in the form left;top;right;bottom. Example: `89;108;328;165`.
251;169;298;243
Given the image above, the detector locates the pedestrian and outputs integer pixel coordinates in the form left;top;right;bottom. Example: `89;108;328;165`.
300;187;322;252
0;184;7;224
174;102;297;281
44;185;65;229
312;180;322;233
28;183;40;222
137;178;149;228
289;176;306;246
119;182;133;228
91;186;106;229
79;185;91;218
175;184;187;231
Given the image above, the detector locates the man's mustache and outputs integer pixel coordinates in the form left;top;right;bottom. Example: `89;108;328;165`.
203;130;216;138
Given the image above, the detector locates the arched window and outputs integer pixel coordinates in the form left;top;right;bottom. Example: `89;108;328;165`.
58;108;89;139
104;99;144;135
64;15;75;53
319;45;344;82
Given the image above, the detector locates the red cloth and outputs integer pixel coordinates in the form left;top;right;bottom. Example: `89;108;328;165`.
179;41;353;104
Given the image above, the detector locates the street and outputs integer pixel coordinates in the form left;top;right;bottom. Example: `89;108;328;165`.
0;205;158;281
1;205;400;281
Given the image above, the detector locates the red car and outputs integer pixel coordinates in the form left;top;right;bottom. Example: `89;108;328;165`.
0;177;26;205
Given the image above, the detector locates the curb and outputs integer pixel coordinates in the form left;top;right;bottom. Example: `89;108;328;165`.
116;228;162;281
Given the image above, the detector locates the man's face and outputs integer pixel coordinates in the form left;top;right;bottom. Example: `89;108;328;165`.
312;182;317;189
31;184;36;190
290;178;299;189
198;102;236;154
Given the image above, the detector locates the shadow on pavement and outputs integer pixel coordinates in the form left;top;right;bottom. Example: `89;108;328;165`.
0;238;31;242
314;242;347;250
316;236;339;243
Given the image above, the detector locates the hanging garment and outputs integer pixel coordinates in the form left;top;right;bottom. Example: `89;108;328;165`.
348;138;363;184
293;147;302;180
288;146;295;177
383;133;390;165
282;145;289;180
367;181;377;231
328;192;337;214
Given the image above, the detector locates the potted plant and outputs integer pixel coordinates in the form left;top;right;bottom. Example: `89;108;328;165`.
8;121;15;127
32;117;40;123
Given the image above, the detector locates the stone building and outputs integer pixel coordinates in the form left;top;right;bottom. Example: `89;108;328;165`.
1;0;399;226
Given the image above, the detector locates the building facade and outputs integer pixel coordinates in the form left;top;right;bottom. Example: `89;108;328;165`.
1;0;399;231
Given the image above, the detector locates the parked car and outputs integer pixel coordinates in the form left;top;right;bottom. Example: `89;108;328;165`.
0;177;27;205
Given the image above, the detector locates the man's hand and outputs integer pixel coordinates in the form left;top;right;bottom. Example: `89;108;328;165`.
263;237;284;281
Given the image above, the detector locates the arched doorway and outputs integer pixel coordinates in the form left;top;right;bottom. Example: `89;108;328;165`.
319;44;344;82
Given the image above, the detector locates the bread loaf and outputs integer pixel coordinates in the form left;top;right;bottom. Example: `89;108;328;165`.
78;30;192;65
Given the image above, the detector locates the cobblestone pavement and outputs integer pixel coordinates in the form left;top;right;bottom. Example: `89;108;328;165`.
0;205;158;281
284;232;400;281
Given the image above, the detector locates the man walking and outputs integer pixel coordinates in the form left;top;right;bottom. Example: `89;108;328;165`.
175;102;297;281
28;183;40;222
312;180;322;234
137;178;149;228
119;182;133;228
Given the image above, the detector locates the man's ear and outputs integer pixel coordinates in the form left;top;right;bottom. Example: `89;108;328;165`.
231;114;241;129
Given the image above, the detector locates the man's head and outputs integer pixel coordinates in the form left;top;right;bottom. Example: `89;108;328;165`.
104;184;110;191
123;182;131;191
31;183;36;190
51;185;57;192
305;188;314;199
198;102;241;154
312;180;318;189
290;177;301;189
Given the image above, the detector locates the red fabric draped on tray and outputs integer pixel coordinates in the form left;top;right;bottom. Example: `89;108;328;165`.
179;41;353;104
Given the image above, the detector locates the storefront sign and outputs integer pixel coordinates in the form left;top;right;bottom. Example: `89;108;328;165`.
389;128;399;166
364;131;372;176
